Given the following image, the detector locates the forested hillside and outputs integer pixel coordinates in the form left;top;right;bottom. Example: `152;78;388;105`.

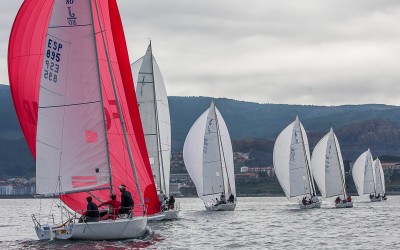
1;84;400;177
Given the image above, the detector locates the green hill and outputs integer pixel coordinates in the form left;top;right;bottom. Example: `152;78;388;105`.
2;84;400;177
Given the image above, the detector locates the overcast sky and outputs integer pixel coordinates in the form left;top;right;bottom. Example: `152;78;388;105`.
1;0;400;105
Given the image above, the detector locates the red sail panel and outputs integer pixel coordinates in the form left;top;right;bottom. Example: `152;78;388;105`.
108;0;160;215
61;0;157;214
9;0;159;215
8;0;53;157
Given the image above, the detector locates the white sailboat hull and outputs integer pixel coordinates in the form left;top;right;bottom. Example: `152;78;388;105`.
147;213;166;221
299;200;322;209
205;203;236;211
164;209;180;220
335;201;353;208
148;209;180;221
370;196;382;202
35;217;147;240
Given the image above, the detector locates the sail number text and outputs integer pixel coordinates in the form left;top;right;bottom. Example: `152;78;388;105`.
44;39;63;83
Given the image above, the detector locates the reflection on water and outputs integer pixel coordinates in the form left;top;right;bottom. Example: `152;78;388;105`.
0;196;399;249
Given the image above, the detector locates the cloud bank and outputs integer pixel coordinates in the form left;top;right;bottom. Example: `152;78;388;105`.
2;0;400;105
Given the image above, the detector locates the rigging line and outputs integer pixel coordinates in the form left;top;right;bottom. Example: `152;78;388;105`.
93;0;144;207
368;153;377;196
89;1;114;196
36;140;59;150
52;18;75;198
40;86;63;96
87;191;104;203
332;133;347;199
148;42;168;195
215;107;231;194
298;123;315;196
39;101;101;109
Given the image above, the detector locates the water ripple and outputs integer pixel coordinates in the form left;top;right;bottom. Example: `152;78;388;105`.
0;197;400;249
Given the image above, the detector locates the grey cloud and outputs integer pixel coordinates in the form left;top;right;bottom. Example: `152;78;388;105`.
2;0;400;105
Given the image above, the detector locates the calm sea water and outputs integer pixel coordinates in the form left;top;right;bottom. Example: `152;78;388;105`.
0;196;398;249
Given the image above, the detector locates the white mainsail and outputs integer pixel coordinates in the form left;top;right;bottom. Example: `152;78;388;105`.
36;0;110;196
132;43;171;195
311;128;346;199
373;158;385;195
352;149;375;195
183;102;236;203
273;116;315;200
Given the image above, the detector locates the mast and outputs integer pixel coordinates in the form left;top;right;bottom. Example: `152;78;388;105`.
368;149;377;196
211;102;225;196
214;103;232;195
376;158;384;194
297;119;315;196
331;130;347;199
148;41;168;194
92;1;145;207
89;0;113;196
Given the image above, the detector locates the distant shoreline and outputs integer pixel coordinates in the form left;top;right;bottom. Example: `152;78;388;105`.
0;195;35;199
1;193;397;199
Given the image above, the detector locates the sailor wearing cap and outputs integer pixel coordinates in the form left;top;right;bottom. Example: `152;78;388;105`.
119;184;134;215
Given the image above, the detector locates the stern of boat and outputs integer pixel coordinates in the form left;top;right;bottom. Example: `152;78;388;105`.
205;202;236;211
335;201;353;208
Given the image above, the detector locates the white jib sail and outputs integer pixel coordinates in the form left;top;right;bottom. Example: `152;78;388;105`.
352;149;375;195
311;129;346;199
203;102;224;196
36;0;110;196
274;116;313;200
183;102;235;203
373;158;385;194
133;44;171;195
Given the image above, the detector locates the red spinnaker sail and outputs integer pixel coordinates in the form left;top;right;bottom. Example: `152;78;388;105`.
8;0;160;215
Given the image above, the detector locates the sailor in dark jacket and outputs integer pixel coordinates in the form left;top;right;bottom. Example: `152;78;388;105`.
119;184;134;215
84;196;100;222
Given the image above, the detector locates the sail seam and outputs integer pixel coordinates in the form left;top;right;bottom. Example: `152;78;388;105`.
49;24;92;29
39;100;101;109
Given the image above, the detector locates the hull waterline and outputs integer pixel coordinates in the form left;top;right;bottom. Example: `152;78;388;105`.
35;216;147;240
205;203;236;211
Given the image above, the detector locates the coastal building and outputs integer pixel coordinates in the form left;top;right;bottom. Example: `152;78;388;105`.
240;166;249;173
0;185;35;196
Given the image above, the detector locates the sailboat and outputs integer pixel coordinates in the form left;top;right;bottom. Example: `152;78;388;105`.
352;149;381;202
8;0;159;240
273;116;321;209
183;101;236;211
373;158;387;200
311;128;353;208
131;42;179;220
